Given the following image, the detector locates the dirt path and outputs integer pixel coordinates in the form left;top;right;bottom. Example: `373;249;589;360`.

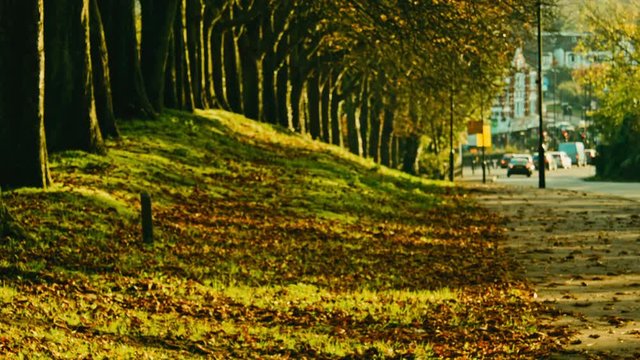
471;184;640;359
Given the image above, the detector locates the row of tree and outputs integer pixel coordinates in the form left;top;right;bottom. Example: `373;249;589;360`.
571;0;640;180
0;0;539;189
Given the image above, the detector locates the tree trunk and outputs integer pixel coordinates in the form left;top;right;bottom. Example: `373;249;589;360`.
164;30;178;108
186;0;206;108
0;0;51;189
261;50;277;124
288;25;309;133
368;100;381;162
99;0;156;119
401;134;421;175
210;21;229;110
391;136;400;169
307;71;321;139
330;81;342;147
320;74;331;143
290;74;303;133
89;0;118;139
44;0;105;154
140;0;179;112
223;28;243;113
359;81;369;157
202;2;216;107
238;20;260;120
380;102;395;167
274;22;291;128
302;92;309;133
172;0;195;111
261;9;277;124
345;94;362;156
276;58;290;128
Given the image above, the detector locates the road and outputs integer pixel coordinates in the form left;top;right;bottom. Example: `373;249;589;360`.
459;165;640;201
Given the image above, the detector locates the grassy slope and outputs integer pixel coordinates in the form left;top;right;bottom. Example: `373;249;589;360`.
0;110;564;358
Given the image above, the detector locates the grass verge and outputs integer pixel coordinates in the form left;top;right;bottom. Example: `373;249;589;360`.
0;109;566;358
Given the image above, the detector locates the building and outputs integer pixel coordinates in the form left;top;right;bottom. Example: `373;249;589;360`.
491;32;610;149
491;48;540;149
542;32;611;70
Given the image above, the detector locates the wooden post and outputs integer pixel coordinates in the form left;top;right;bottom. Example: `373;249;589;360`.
141;192;153;245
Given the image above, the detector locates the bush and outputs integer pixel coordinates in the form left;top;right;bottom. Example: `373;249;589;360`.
418;152;448;180
597;113;640;181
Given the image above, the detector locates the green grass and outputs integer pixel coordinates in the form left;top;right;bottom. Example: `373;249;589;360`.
0;109;565;358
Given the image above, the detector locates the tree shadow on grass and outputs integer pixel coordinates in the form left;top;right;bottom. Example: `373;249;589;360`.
3;110;504;289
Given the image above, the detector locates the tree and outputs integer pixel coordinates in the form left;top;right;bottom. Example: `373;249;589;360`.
202;0;219;107
275;32;290;128
209;3;230;110
342;73;363;156
0;0;51;189
141;0;179;112
99;0;156;118
167;0;195;111
186;0;207;108
335;0;539;173
89;0;119;139
307;68;321;139
236;0;262;120
44;0;105;154
380;93;396;166
575;0;640;179
222;6;243;114
329;71;343;146
320;72;331;143
358;78;370;157
261;0;294;124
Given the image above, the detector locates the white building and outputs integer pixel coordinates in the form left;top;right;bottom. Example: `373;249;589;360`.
544;32;611;70
491;48;539;136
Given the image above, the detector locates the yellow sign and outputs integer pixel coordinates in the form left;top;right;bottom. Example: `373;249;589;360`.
476;125;492;147
467;126;492;147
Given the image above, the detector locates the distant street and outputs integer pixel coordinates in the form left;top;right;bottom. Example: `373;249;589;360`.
459;165;640;201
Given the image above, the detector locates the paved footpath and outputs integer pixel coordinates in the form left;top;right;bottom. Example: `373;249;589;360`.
471;184;640;359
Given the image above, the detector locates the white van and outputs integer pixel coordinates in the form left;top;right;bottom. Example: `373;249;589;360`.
558;142;586;166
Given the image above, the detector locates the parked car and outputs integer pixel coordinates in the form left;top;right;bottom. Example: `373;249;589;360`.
548;151;572;169
533;152;557;171
507;157;534;177
584;149;597;165
559;142;587;166
499;153;514;168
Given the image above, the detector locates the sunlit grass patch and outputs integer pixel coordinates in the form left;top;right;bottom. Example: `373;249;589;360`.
219;282;457;325
0;285;17;304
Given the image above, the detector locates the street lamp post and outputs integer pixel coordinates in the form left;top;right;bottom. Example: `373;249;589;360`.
537;0;546;189
553;66;557;125
449;88;454;182
481;99;486;184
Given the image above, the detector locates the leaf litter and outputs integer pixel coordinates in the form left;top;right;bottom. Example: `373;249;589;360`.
0;110;569;358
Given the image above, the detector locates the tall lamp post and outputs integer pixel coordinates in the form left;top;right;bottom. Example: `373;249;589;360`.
449;87;454;182
537;0;546;189
481;99;486;184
